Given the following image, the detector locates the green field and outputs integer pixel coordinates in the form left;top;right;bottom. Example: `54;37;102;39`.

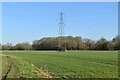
2;50;118;78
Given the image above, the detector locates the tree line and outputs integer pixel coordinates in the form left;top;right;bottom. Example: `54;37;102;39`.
0;35;120;50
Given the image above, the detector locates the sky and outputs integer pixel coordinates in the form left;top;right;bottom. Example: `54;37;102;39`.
0;2;2;44
2;2;118;44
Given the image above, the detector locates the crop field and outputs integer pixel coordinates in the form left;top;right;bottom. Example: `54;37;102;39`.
2;50;118;78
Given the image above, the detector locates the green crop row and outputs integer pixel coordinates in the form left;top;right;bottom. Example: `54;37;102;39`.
2;50;118;78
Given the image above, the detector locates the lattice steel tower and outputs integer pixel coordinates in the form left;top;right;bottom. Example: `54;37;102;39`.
58;12;67;51
59;12;65;36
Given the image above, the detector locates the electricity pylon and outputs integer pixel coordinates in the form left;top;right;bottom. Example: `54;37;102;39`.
59;12;65;36
58;12;67;51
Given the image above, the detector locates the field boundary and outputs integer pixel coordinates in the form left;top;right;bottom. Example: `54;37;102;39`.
2;63;13;80
2;54;53;78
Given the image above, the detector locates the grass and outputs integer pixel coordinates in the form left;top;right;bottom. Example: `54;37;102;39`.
2;50;118;78
2;54;50;78
2;55;19;78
